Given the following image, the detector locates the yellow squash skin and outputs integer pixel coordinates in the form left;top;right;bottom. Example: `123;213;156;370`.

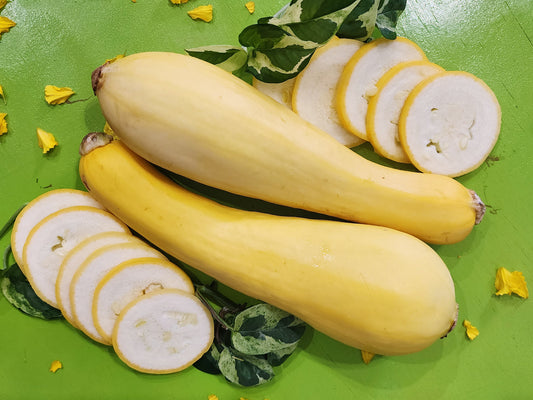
79;134;458;356
91;52;485;245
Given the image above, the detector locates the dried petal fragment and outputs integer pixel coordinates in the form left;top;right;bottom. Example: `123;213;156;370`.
361;349;375;364
0;0;7;10
37;128;58;153
44;85;75;105
0;113;7;136
463;320;479;340
0;84;5;103
188;5;213;22
495;267;529;298
0;16;16;35
49;360;63;373
170;0;189;3
105;54;125;64
245;1;255;14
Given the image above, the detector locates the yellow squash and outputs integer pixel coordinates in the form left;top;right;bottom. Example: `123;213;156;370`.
79;133;458;356
91;52;485;245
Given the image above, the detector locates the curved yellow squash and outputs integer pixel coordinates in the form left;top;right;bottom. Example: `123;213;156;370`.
79;133;458;356
92;52;485;245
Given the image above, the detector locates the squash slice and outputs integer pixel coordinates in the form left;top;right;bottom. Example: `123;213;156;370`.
69;241;166;344
292;37;365;147
93;257;194;343
252;76;295;108
56;231;134;327
22;206;128;307
367;60;444;163
112;288;214;374
398;71;501;177
336;37;426;141
11;189;104;275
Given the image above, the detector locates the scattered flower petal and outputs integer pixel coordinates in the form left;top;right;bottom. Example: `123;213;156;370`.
188;5;213;22
207;395;218;400
49;360;63;373
463;320;479;340
361;350;375;364
0;84;5;103
0;16;16;35
44;85;75;105
0;0;7;10
170;0;189;4
245;1;255;14
495;267;529;298
0;113;7;136
37;128;58;153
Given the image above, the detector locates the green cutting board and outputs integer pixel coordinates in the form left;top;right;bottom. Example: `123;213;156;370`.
1;1;532;399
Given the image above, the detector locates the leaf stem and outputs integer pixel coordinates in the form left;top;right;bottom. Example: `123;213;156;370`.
195;287;234;331
2;245;12;272
0;203;27;239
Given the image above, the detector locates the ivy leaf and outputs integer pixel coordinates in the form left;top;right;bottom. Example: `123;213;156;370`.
0;264;63;320
218;346;274;387
231;303;306;355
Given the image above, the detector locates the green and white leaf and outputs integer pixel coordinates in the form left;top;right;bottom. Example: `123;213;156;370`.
266;342;299;366
231;303;306;355
185;45;248;77
218;347;275;387
1;264;63;320
193;342;223;375
375;0;407;39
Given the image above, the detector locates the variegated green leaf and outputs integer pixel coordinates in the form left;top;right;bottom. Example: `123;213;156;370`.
375;0;407;39
266;342;299;366
231;303;306;355
336;0;379;40
193;343;222;375
185;45;248;76
218;347;274;387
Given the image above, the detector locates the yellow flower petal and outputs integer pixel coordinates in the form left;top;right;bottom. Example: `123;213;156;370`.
0;0;7;10
188;5;213;22
245;1;255;14
0;113;7;136
207;395;218;400
170;0;189;4
463;320;479;340
495;267;529;298
49;360;62;373
361;349;375;364
44;85;75;105
0;84;5;103
37;128;59;153
0;16;16;35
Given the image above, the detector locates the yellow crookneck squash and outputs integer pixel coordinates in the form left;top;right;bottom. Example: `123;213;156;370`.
79;133;458;356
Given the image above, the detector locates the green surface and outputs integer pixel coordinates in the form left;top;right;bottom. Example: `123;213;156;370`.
1;0;532;399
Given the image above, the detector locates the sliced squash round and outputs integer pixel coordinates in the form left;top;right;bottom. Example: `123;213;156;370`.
292;37;365;147
11;189;104;274
398;71;501;177
336;37;426;141
22;206;129;307
70;241;166;344
56;231;134;327
93;257;194;343
252;76;295;109
366;60;445;163
112;288;214;374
